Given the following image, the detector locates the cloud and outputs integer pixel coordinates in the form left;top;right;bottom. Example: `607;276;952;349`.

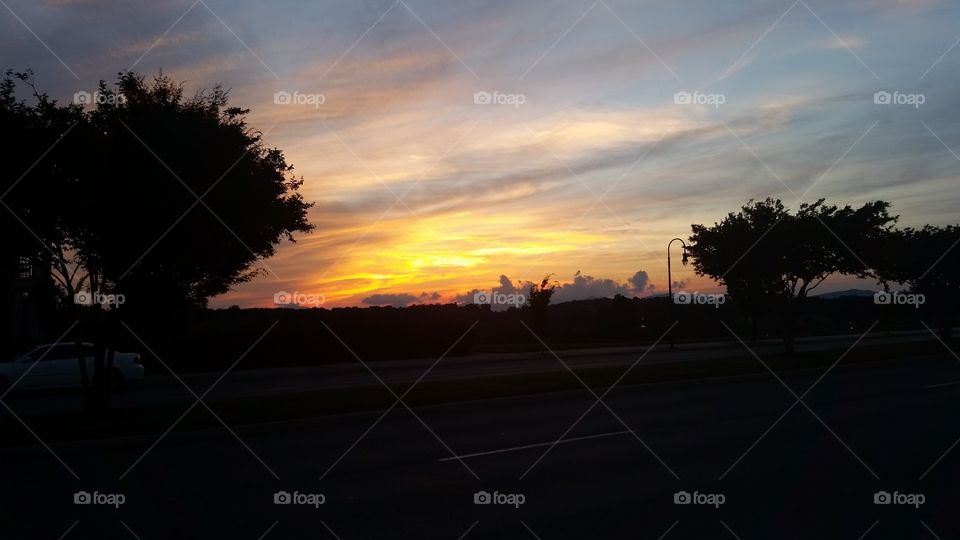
493;274;525;297
360;291;443;307
552;271;633;303
628;270;655;294
15;0;951;311
419;291;442;302
457;270;657;307
456;274;531;311
817;36;867;50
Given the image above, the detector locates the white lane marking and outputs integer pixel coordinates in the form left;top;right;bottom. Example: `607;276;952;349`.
924;380;960;389
438;429;636;461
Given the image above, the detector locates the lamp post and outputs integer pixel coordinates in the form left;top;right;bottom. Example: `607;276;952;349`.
667;238;689;349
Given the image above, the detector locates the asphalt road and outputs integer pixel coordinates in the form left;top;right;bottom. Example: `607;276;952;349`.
1;329;945;417
2;345;960;539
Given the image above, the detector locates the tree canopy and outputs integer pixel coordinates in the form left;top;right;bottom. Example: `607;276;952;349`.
3;70;314;311
687;198;898;350
873;225;960;338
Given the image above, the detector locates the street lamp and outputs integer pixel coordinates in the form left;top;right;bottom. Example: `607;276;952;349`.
667;238;689;348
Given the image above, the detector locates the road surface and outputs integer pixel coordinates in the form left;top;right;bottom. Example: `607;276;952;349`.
2;345;960;538
1;329;945;417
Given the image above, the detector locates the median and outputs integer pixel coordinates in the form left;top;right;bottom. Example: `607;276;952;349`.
0;339;950;448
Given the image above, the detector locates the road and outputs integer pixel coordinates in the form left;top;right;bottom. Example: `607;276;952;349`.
2;344;960;538
0;329;946;417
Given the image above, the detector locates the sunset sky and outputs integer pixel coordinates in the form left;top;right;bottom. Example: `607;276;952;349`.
4;0;959;307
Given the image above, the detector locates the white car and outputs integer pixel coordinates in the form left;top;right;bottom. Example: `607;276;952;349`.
0;343;144;392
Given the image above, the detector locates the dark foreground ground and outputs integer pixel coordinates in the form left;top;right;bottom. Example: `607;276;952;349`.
1;329;941;417
2;343;960;539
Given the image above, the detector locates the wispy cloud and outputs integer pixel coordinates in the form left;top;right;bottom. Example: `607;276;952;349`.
5;0;957;307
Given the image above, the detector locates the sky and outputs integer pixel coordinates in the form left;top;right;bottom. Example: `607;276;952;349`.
3;0;959;308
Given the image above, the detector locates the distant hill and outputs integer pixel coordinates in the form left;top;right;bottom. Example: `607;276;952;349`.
813;289;875;299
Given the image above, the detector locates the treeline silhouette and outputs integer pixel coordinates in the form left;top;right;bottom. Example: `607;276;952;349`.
20;294;924;373
687;198;959;352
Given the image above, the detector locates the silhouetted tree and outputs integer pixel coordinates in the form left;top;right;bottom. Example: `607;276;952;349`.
1;70;85;373
873;225;960;341
78;72;313;407
527;274;557;351
1;71;78;247
1;71;79;295
688;198;896;354
4;70;314;409
69;72;314;311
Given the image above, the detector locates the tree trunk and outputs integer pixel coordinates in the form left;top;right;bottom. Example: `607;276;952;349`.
102;309;118;409
781;305;795;356
783;296;803;357
74;340;93;411
533;310;547;355
940;322;953;342
72;294;94;411
783;325;795;356
87;273;110;412
91;305;108;411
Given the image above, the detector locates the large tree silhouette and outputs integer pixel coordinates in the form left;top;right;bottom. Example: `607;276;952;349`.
688;198;896;353
3;70;313;407
873;225;960;341
1;70;82;351
71;72;313;310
